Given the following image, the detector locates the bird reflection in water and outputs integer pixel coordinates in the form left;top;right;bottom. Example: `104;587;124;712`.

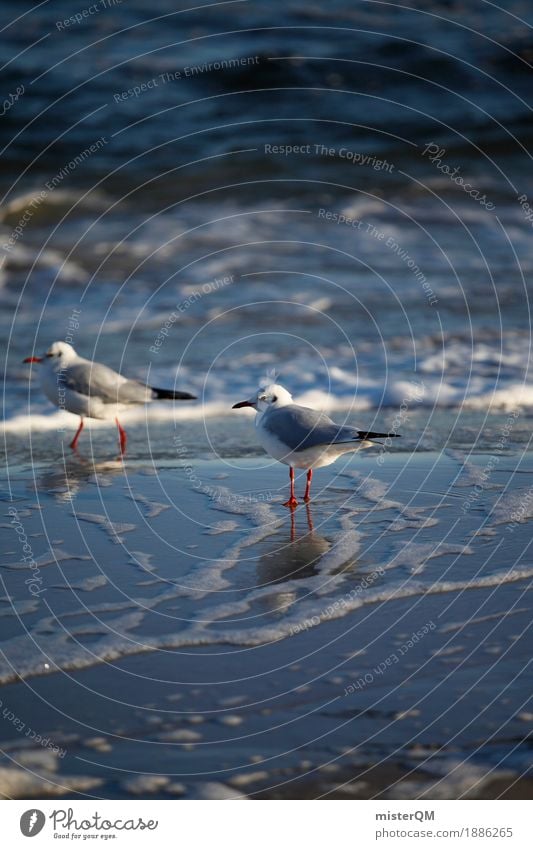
255;504;331;617
35;455;124;503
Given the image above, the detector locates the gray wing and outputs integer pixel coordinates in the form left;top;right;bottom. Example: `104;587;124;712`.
63;360;151;405
264;405;359;452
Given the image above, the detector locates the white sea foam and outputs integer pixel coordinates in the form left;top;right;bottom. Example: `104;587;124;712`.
127;492;170;519
387;541;473;574
489;487;533;526
74;512;136;544
58;575;108;592
5;548;91;571
394;758;516;800
6;335;533;439
2;562;531;685
0;747;101;798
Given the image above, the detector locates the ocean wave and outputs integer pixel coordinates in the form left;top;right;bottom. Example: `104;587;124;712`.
1;559;531;685
3;374;533;439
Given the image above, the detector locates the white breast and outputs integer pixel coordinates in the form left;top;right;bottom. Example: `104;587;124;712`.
256;416;366;469
40;367;111;420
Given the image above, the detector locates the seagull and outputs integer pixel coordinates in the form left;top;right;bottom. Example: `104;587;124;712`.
23;341;196;454
233;383;399;507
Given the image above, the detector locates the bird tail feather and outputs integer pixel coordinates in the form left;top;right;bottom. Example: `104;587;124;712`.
356;430;400;440
330;431;400;447
151;387;197;401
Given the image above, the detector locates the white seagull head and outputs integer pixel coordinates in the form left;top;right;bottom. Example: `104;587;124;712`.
24;341;78;367
44;341;78;364
233;382;293;413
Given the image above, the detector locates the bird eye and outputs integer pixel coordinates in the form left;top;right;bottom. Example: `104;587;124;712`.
272;395;278;402
57;351;62;357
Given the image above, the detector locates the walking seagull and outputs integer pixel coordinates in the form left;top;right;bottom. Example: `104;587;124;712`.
24;342;196;454
233;383;399;507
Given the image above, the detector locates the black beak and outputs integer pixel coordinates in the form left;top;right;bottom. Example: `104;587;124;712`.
232;400;255;409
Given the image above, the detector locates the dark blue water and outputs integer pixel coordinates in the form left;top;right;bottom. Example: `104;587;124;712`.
1;0;533;429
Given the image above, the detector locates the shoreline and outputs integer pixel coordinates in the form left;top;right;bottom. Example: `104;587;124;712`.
0;451;531;798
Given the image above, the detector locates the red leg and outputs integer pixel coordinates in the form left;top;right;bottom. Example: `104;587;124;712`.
70;418;84;450
304;468;313;502
283;467;298;508
116;417;127;455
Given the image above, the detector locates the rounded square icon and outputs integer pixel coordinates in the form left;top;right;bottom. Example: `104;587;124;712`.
20;810;46;837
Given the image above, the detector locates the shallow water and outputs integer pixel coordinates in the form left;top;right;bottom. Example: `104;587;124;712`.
0;451;531;798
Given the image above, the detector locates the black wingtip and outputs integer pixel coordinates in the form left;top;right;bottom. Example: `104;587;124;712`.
357;431;401;440
152;387;197;401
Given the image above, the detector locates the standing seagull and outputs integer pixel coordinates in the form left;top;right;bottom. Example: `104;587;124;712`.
233;383;399;507
24;341;196;454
